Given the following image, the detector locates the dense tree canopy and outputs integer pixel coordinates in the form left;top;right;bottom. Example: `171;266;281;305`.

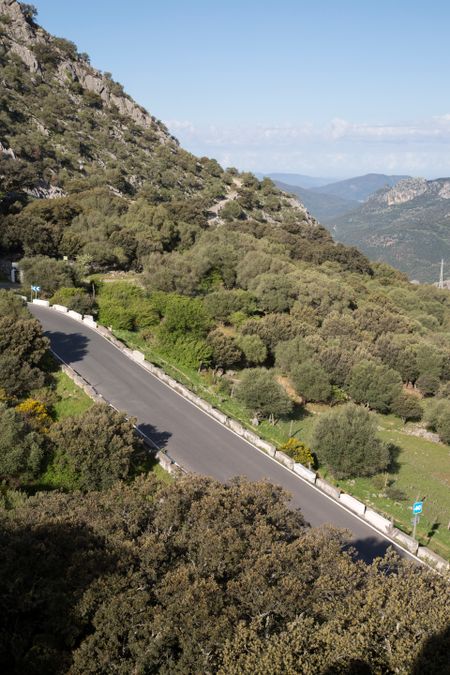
50;404;141;491
0;476;448;674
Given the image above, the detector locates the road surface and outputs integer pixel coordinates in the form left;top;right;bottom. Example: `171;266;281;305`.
31;305;415;563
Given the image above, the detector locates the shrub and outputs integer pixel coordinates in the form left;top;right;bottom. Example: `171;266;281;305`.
236;368;293;421
291;359;332;403
20;256;78;297
51;287;94;314
279;438;314;467
416;374;440;397
0;403;45;483
15;399;51;432
312;403;390;479
347;360;402;413
207;329;242;369
220;200;243;221
390;392;423;422
98;301;134;330
50;404;141;491
237;334;267;365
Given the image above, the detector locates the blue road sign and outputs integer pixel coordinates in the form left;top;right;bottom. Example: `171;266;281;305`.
412;501;423;515
31;285;40;292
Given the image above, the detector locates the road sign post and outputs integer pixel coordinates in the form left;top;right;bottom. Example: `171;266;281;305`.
30;284;40;301
412;501;423;540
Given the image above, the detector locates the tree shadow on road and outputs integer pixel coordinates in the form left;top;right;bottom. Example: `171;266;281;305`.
344;536;398;565
43;330;89;364
137;422;172;451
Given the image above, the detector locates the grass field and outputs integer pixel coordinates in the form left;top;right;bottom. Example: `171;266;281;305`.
52;370;93;419
114;328;450;560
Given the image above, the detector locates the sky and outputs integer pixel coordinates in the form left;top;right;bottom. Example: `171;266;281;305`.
33;0;450;179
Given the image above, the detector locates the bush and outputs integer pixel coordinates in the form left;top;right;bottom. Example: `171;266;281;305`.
274;337;313;374
390;392;423;422
425;399;450;444
50;404;141;491
279;438;314;467
237;334;267;365
416;373;440;397
347;360;402;413
0;315;48;397
97;301;135;330
0;403;46;484
51;287;94;314
291;359;332;403
158;295;212;346
236;368;293;421
220;200;243;221
207;329;242;369
312;403;390;479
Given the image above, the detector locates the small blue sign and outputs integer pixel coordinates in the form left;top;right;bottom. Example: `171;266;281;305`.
31;285;40;292
412;501;423;515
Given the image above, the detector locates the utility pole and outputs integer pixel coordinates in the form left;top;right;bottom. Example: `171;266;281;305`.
438;259;444;289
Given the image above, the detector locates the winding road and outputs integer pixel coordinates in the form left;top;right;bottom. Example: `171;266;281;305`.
30;304;416;564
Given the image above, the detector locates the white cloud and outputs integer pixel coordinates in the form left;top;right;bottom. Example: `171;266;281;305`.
165;114;450;176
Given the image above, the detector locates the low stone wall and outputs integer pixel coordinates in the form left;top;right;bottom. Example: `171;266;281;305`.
59;363;104;404
294;463;316;483
275;451;295;470
391;528;419;555
364;508;392;534
417;547;449;574
67;309;83;321
316;478;340;500
52;304;68;313
339;493;366;516
32;299;49;307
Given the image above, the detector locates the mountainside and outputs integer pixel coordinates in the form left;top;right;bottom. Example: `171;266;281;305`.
312;173;410;202
332;177;450;282
273;180;359;222
259;173;334;189
0;0;374;277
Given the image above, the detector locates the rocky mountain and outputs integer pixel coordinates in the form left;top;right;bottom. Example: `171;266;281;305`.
312;173;410;202
332;177;450;282
272;180;359;223
0;0;374;278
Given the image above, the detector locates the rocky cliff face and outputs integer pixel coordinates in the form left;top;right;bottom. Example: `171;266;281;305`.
370;177;450;207
0;0;171;140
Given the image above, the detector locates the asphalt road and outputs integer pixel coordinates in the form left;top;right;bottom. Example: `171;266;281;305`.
30;305;415;564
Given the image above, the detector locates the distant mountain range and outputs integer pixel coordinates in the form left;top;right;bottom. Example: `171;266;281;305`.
331;177;450;283
273;181;359;222
256;173;334;189
271;172;450;282
310;173;410;202
271;173;409;229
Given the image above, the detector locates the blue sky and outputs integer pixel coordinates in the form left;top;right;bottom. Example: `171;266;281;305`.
34;0;450;178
